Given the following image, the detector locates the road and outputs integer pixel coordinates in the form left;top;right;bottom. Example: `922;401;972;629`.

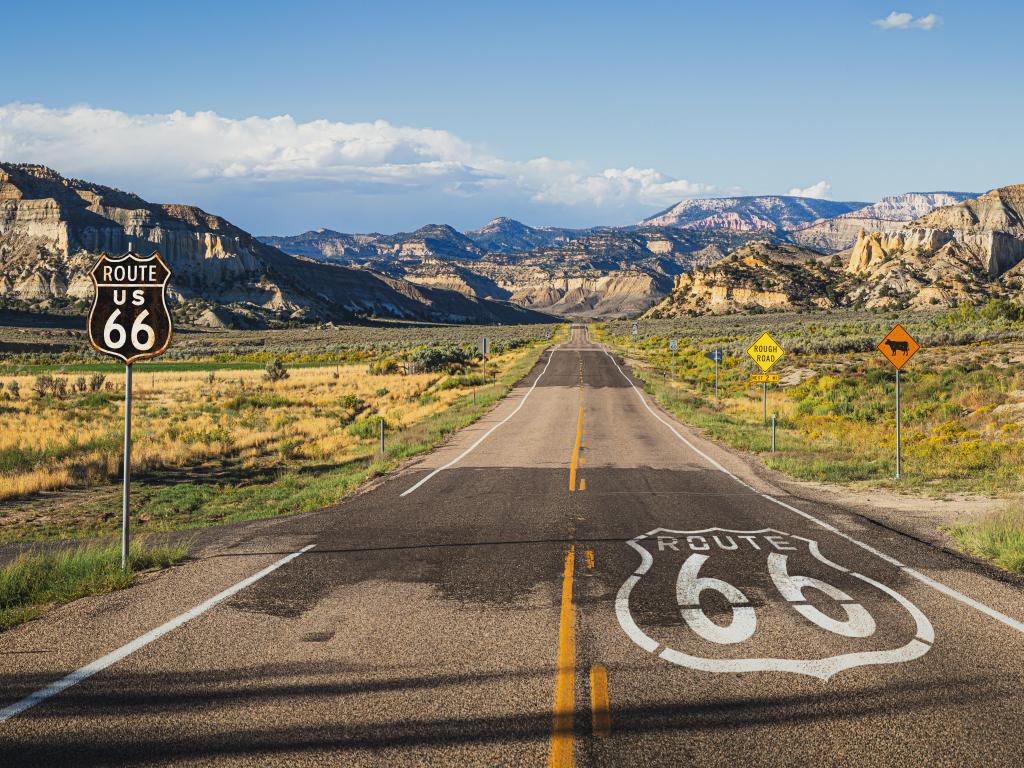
2;324;1023;766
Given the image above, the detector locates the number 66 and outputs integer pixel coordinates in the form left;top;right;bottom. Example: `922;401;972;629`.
103;309;156;351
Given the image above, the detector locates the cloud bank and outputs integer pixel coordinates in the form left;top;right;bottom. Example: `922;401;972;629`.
871;11;941;30
0;103;714;226
786;180;832;199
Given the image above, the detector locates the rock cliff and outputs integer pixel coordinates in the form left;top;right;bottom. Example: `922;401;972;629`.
0;164;553;326
639;196;867;231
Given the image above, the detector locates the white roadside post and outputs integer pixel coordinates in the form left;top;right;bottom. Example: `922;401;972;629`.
88;248;173;569
669;339;678;380
877;324;920;481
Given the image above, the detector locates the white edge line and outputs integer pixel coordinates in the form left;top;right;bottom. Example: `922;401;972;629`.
601;346;1024;634
0;543;317;724
400;343;561;496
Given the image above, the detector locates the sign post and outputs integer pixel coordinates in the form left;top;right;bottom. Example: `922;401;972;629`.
480;336;491;382
669;339;678;379
631;321;638;338
88;250;173;568
746;332;785;425
704;348;724;399
877;324;920;479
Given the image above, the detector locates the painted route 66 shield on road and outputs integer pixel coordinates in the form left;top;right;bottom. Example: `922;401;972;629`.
88;251;173;364
616;527;933;680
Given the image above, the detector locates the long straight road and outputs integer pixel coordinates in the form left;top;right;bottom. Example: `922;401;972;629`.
2;325;1023;766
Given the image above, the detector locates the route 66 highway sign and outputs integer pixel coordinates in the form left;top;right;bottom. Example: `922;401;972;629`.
616;527;933;680
88;251;173;364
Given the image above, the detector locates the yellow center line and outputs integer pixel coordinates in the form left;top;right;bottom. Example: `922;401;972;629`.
550;545;576;767
589;664;611;737
569;405;584;492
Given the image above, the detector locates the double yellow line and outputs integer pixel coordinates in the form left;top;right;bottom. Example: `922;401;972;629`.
551;360;609;767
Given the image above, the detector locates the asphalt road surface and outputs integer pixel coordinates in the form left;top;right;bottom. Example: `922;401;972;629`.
2;325;1023;766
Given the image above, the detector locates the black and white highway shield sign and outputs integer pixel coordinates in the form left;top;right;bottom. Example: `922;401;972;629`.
88;251;173;364
616;528;934;680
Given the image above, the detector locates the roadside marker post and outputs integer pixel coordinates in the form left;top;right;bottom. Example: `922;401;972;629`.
878;324;921;479
771;413;776;452
88;249;173;568
746;333;784;426
379;418;385;457
669;339;678;380
704;348;724;399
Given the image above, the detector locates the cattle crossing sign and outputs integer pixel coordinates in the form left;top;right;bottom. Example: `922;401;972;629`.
877;324;920;370
877;324;921;480
88;249;173;569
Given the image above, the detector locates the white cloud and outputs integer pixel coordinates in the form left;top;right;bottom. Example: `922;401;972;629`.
872;11;941;30
786;180;832;199
0;103;713;213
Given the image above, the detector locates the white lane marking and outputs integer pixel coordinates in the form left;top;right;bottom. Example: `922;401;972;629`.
0;544;317;723
400;344;561;496
601;346;1024;634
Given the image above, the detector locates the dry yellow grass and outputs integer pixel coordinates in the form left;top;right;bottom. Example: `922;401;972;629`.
0;349;531;502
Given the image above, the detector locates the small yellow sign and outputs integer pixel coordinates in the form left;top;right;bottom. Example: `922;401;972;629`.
746;332;785;372
750;373;781;384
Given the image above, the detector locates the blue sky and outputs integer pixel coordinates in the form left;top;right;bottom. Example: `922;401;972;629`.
1;1;1020;233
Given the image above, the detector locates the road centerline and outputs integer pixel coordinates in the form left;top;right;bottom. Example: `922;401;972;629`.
550;544;577;768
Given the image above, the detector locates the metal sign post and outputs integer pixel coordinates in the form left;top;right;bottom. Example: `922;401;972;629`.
895;370;901;479
704;348;723;399
746;333;784;428
88;250;173;569
877;324;920;480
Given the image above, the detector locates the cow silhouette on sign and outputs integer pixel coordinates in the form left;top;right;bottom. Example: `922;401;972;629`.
884;339;910;356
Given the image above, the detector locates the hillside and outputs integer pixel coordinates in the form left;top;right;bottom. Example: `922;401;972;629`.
645;185;1024;316
638;195;867;231
789;192;978;252
0;164;552;326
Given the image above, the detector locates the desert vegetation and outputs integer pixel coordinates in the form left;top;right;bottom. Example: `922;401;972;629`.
0;321;561;544
597;302;1024;573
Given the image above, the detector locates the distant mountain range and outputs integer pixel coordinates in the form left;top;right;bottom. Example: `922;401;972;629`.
261;192;978;319
0;163;996;325
645;187;1023;317
0;164;552;327
638;195;868;231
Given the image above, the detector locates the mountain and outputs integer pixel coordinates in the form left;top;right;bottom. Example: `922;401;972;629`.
643;241;839;317
644;186;1024;316
639;195;868;232
464;217;582;253
0;164;552;326
264;218;771;318
789;192;978;253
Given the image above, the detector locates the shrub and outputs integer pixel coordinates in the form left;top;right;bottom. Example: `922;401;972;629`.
263;358;290;382
89;373;106;392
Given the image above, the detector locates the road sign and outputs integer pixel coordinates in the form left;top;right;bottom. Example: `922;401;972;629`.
88;251;173;364
877;324;920;370
704;348;723;363
669;339;678;351
480;336;490;356
746;332;784;372
89;250;173;569
631;322;638;337
877;324;920;480
750;373;780;384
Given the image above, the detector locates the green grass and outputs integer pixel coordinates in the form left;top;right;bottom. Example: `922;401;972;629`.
946;504;1024;574
0;538;190;631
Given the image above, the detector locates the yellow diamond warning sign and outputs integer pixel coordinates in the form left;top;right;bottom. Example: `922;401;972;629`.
746;332;784;372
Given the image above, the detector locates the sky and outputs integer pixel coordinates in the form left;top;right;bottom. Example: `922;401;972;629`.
1;1;1021;234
